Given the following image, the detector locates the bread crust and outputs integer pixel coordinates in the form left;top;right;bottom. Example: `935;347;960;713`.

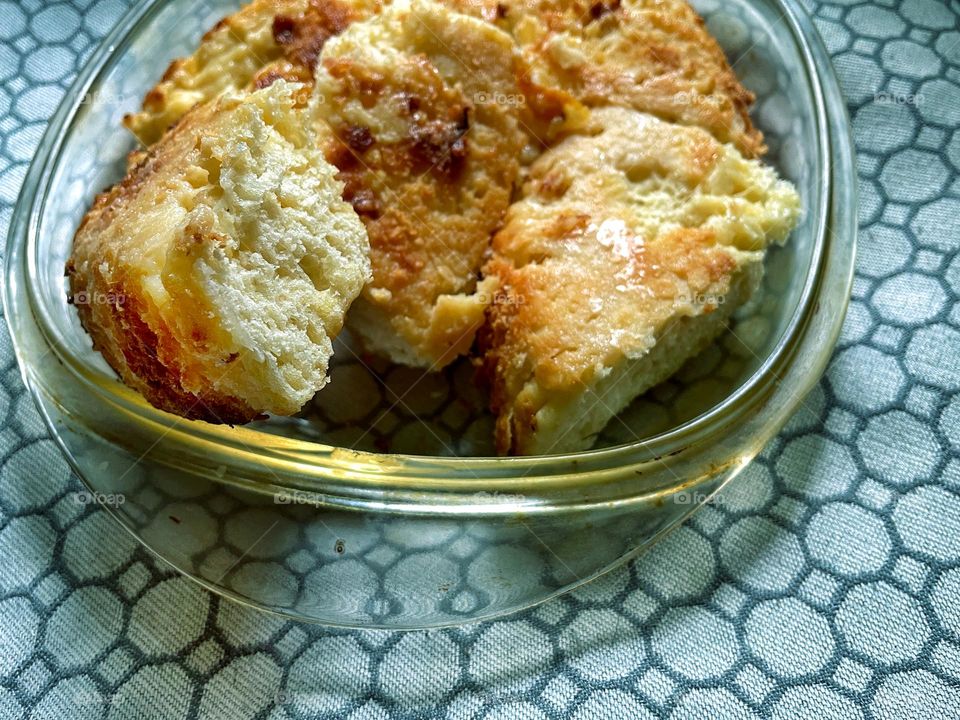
310;0;528;367
478;107;799;454
450;0;766;156
71;83;370;423
123;0;381;145
70;128;255;421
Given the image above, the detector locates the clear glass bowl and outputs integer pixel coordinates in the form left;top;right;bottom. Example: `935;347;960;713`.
4;0;855;627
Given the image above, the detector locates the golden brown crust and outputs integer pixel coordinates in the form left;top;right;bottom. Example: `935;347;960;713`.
72;110;261;422
450;0;765;156
71;83;370;423
123;0;380;146
478;107;798;454
311;0;528;368
125;0;762;156
250;0;369;87
70;270;259;423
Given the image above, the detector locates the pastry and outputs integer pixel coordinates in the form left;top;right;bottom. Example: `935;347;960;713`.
478;107;799;454
451;0;766;156
69;81;370;422
76;0;801;453
310;0;528;367
123;0;381;145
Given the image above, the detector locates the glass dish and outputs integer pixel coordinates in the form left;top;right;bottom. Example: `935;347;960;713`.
4;0;855;627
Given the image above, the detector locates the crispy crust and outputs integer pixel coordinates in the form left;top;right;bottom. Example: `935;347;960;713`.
71;83;370;423
123;0;380;146
478;107;799;454
311;0;528;367
68;268;258;423
124;0;762;155
74;104;261;421
450;0;765;156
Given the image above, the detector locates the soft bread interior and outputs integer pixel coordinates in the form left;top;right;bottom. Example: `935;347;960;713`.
480;107;800;454
70;81;370;421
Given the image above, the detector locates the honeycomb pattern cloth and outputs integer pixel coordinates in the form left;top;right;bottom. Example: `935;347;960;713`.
1;0;960;718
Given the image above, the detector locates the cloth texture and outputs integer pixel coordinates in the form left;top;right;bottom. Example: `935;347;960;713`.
1;0;959;717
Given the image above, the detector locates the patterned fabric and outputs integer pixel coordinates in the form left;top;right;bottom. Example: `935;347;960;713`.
1;0;959;717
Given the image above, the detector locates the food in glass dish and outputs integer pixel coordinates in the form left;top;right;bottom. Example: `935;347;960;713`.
69;0;800;453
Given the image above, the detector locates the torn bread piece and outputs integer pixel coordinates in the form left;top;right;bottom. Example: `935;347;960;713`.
123;0;380;146
69;81;370;423
451;0;765;156
122;0;576;153
310;0;528;368
479;107;800;455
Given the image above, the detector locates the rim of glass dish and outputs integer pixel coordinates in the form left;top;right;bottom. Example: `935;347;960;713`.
5;0;853;492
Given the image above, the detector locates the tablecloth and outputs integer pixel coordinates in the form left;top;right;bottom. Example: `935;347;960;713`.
1;0;959;717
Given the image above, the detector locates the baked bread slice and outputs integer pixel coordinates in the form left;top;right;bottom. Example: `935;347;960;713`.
479;107;799;455
69;81;370;423
124;0;760;156
122;0;575;152
450;0;765;157
123;0;381;146
310;0;528;367
127;0;530;369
